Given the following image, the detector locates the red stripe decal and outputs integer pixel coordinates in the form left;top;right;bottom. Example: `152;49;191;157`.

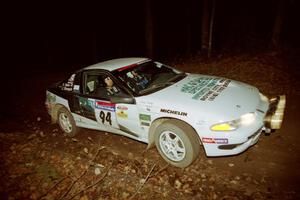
117;63;138;72
96;101;115;107
202;137;216;143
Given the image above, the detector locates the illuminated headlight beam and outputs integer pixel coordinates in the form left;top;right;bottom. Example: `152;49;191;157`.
240;112;256;125
210;112;256;132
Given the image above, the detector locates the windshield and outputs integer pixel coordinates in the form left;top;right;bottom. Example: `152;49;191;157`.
113;61;186;95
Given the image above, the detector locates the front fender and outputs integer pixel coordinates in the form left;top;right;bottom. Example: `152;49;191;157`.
146;117;202;149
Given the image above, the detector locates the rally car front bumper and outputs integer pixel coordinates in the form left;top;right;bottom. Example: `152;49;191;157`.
203;95;286;157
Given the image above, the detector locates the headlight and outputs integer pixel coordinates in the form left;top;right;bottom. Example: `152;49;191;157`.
210;120;239;131
210;112;256;131
240;112;256;125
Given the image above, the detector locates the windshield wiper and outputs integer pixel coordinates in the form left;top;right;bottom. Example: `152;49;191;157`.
140;82;175;94
139;73;186;95
168;73;186;82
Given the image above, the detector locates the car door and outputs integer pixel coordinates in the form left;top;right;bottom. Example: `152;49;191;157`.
75;71;119;132
77;70;147;139
114;102;147;139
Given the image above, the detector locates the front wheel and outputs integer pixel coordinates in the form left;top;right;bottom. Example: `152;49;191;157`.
57;107;78;137
154;119;200;168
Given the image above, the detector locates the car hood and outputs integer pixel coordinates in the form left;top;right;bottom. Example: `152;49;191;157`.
138;74;262;121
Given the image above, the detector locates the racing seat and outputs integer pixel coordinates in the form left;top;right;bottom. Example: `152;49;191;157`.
94;78;110;99
86;75;99;94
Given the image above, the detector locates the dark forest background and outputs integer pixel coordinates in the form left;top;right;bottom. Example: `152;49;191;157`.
3;0;300;72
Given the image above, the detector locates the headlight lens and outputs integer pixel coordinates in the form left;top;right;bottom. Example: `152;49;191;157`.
210;120;239;131
210;112;256;131
240;112;256;125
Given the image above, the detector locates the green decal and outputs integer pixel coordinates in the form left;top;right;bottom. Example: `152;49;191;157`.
192;87;210;100
181;77;231;101
79;97;94;112
141;121;150;126
139;114;151;121
47;93;56;103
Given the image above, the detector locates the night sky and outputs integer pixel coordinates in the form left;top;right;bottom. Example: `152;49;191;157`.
3;0;300;72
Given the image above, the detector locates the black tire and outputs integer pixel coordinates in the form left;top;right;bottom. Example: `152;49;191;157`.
57;107;78;137
154;119;200;168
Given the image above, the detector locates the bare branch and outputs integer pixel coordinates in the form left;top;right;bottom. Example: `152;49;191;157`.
129;163;156;199
38;176;69;200
66;170;108;200
58;146;106;200
150;163;169;178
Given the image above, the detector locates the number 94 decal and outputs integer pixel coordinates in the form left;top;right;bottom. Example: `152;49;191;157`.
99;111;112;126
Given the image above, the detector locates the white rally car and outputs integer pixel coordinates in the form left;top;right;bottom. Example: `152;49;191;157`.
45;58;286;167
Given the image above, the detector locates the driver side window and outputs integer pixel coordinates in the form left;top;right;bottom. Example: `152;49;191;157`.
85;74;100;94
84;72;123;100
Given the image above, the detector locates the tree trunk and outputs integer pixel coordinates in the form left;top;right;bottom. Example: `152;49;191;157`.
270;0;286;51
92;31;98;63
145;0;154;58
185;2;192;56
201;0;210;51
208;0;216;57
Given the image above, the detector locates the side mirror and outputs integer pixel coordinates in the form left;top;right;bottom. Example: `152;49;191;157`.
110;95;135;104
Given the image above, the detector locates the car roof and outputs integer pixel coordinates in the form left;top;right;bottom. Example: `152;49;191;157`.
83;57;151;72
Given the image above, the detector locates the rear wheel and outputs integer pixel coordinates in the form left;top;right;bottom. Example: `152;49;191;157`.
57;107;78;137
154;119;200;168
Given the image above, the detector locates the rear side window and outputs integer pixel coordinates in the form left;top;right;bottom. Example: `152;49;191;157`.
59;74;76;92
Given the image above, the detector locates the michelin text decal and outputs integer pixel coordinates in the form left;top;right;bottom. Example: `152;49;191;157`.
160;109;188;116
